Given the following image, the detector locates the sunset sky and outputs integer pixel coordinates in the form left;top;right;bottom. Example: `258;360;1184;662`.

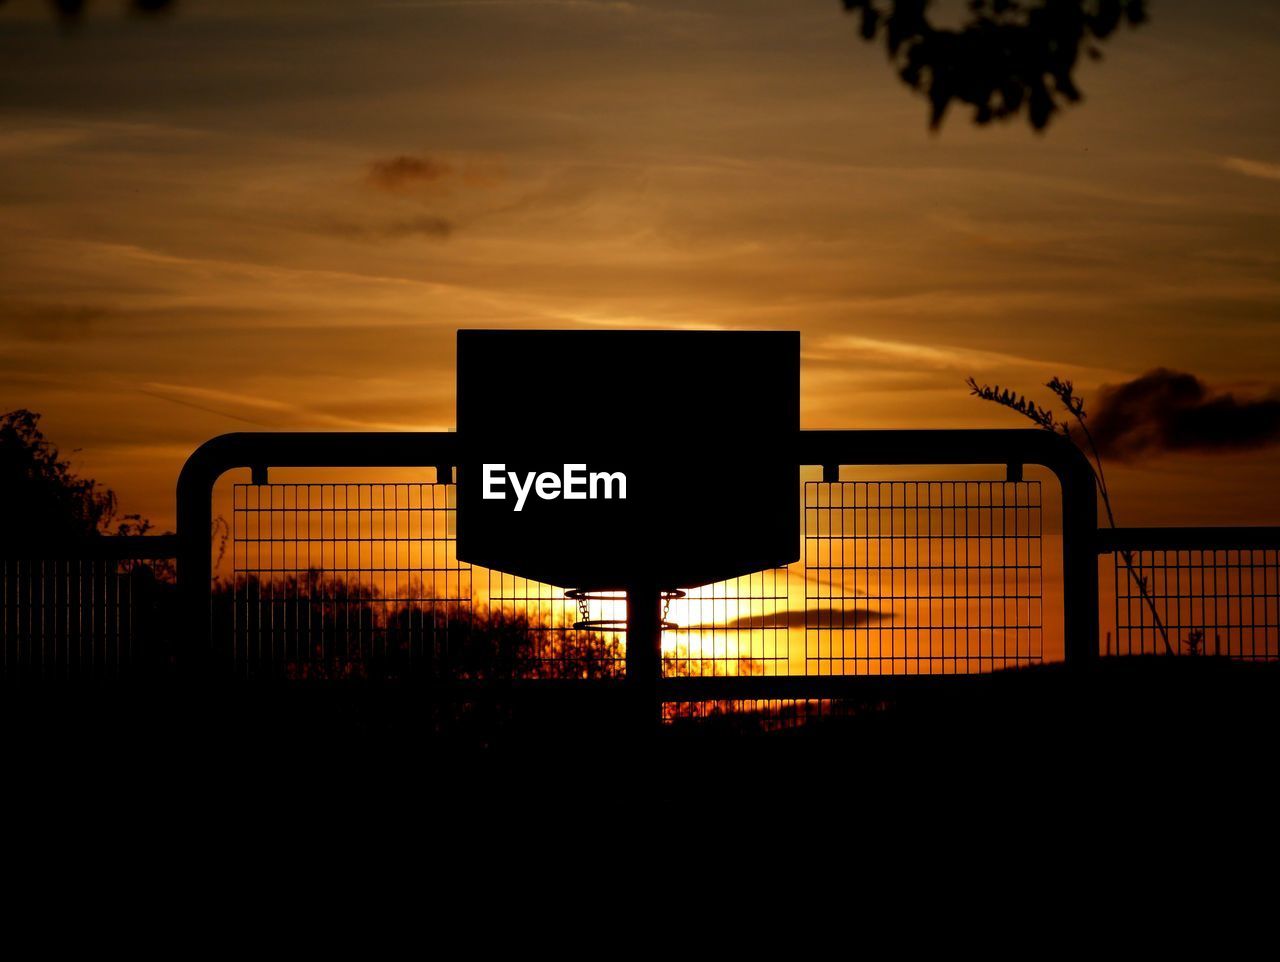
1;0;1277;532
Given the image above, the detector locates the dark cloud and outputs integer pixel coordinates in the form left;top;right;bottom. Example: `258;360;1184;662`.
381;215;454;239
366;155;452;192
0;302;106;341
1086;369;1280;460
688;607;887;631
315;214;454;241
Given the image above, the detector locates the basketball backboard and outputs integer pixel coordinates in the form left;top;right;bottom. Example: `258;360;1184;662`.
455;329;799;590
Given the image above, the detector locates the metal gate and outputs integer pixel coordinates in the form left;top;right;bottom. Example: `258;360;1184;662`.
174;429;1098;696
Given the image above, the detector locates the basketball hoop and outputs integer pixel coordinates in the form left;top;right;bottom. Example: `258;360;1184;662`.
454;329;799;726
566;588;685;631
455;330;799;591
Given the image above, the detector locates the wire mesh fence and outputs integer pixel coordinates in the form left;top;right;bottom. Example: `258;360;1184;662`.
805;480;1044;674
661;568;790;677
228;482;625;679
483;572;625;679
226;482;470;678
1108;547;1280;660
1;557;174;678
224;478;1049;680
9;470;1280;747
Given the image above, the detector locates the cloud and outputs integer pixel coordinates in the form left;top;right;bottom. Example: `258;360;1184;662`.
379;215;454;239
318;214;455;241
366;154;453;192
813;334;1059;375
688;607;887;631
1221;156;1280;182
137;382;426;431
0;302;107;341
0;127;93;155
1086;369;1280;460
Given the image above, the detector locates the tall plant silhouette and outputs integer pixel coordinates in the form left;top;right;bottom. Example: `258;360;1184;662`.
967;376;1174;655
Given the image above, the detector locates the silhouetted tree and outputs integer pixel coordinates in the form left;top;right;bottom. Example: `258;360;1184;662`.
1;410;173;674
0;409;150;553
210;570;624;682
0;0;174;23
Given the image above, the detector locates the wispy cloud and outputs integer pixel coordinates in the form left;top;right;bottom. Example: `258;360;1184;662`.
315;214;455;241
0;127;92;155
381;1;639;12
137;382;432;431
0;301;107;342
807;334;1122;380
1221;156;1280;182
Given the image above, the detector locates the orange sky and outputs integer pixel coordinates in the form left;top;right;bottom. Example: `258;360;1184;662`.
1;0;1277;532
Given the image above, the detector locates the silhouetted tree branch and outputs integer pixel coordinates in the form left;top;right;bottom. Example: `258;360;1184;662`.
8;1;1150;131
0;408;151;552
0;0;174;24
844;0;1148;130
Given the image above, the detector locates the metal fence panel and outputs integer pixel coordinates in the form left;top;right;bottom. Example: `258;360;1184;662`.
227;482;470;678
805;480;1043;674
1;557;172;678
1109;548;1280;660
224;477;1048;680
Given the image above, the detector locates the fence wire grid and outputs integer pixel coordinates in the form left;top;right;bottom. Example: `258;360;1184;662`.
10;478;1279;688
224;478;1050;679
1110;548;1280;660
805;480;1044;674
1;558;172;677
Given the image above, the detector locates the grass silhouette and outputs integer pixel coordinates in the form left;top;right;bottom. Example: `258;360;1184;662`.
967;375;1174;654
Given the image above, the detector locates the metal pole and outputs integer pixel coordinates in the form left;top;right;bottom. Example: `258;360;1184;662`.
625;583;662;733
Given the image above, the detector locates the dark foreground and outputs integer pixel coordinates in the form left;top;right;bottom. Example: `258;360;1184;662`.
7;656;1280;871
8;656;1277;772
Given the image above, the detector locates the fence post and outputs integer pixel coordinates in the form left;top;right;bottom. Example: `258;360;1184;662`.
1055;440;1100;666
176;445;217;676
